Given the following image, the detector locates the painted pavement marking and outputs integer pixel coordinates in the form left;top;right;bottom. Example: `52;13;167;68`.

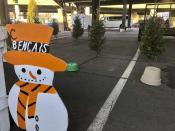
87;48;140;131
52;36;69;40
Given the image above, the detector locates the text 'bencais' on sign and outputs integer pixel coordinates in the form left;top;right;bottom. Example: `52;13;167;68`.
12;41;50;53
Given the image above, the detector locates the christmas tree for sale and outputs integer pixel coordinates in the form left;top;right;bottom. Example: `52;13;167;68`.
140;16;165;59
89;20;106;56
72;16;84;40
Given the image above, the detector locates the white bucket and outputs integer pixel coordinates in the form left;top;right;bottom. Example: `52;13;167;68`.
120;28;125;32
141;66;161;86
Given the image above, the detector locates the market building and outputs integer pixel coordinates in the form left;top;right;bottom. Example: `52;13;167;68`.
7;0;175;30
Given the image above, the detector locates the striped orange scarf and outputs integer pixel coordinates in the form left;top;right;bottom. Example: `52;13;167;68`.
16;81;57;130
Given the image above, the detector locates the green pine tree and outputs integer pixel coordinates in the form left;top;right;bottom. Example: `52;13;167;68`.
27;0;40;23
140;16;165;59
72;16;84;39
89;20;106;56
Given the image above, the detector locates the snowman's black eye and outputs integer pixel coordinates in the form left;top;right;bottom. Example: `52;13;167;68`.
21;68;26;73
37;69;42;75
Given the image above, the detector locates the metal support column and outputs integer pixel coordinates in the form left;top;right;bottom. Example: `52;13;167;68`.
58;1;69;31
92;0;99;25
0;26;10;131
170;3;172;18
144;4;148;22
0;0;10;25
122;0;127;29
128;3;132;28
62;3;69;31
0;1;10;130
14;0;20;21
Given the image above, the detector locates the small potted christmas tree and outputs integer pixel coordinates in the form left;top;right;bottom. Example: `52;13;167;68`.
88;20;106;56
140;16;165;86
140;16;165;59
72;16;84;40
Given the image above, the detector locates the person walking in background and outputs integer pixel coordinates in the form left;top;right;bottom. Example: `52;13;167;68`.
49;19;59;39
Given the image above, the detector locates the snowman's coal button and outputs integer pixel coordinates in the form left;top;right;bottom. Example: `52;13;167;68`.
37;69;42;75
35;115;39;122
21;68;26;73
35;124;39;131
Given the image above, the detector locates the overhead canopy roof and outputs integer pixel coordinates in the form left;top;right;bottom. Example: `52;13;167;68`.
55;0;174;5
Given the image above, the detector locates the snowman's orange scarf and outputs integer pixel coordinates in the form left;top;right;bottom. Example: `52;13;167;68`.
15;81;57;130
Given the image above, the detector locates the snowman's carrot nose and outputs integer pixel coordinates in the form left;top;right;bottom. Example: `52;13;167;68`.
29;71;36;80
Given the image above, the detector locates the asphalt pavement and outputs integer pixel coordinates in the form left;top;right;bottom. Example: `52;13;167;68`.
103;36;175;131
4;31;175;131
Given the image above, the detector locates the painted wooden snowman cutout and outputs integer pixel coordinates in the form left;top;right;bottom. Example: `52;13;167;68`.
3;24;68;131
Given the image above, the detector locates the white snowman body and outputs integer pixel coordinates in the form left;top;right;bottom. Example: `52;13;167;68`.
8;65;68;131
